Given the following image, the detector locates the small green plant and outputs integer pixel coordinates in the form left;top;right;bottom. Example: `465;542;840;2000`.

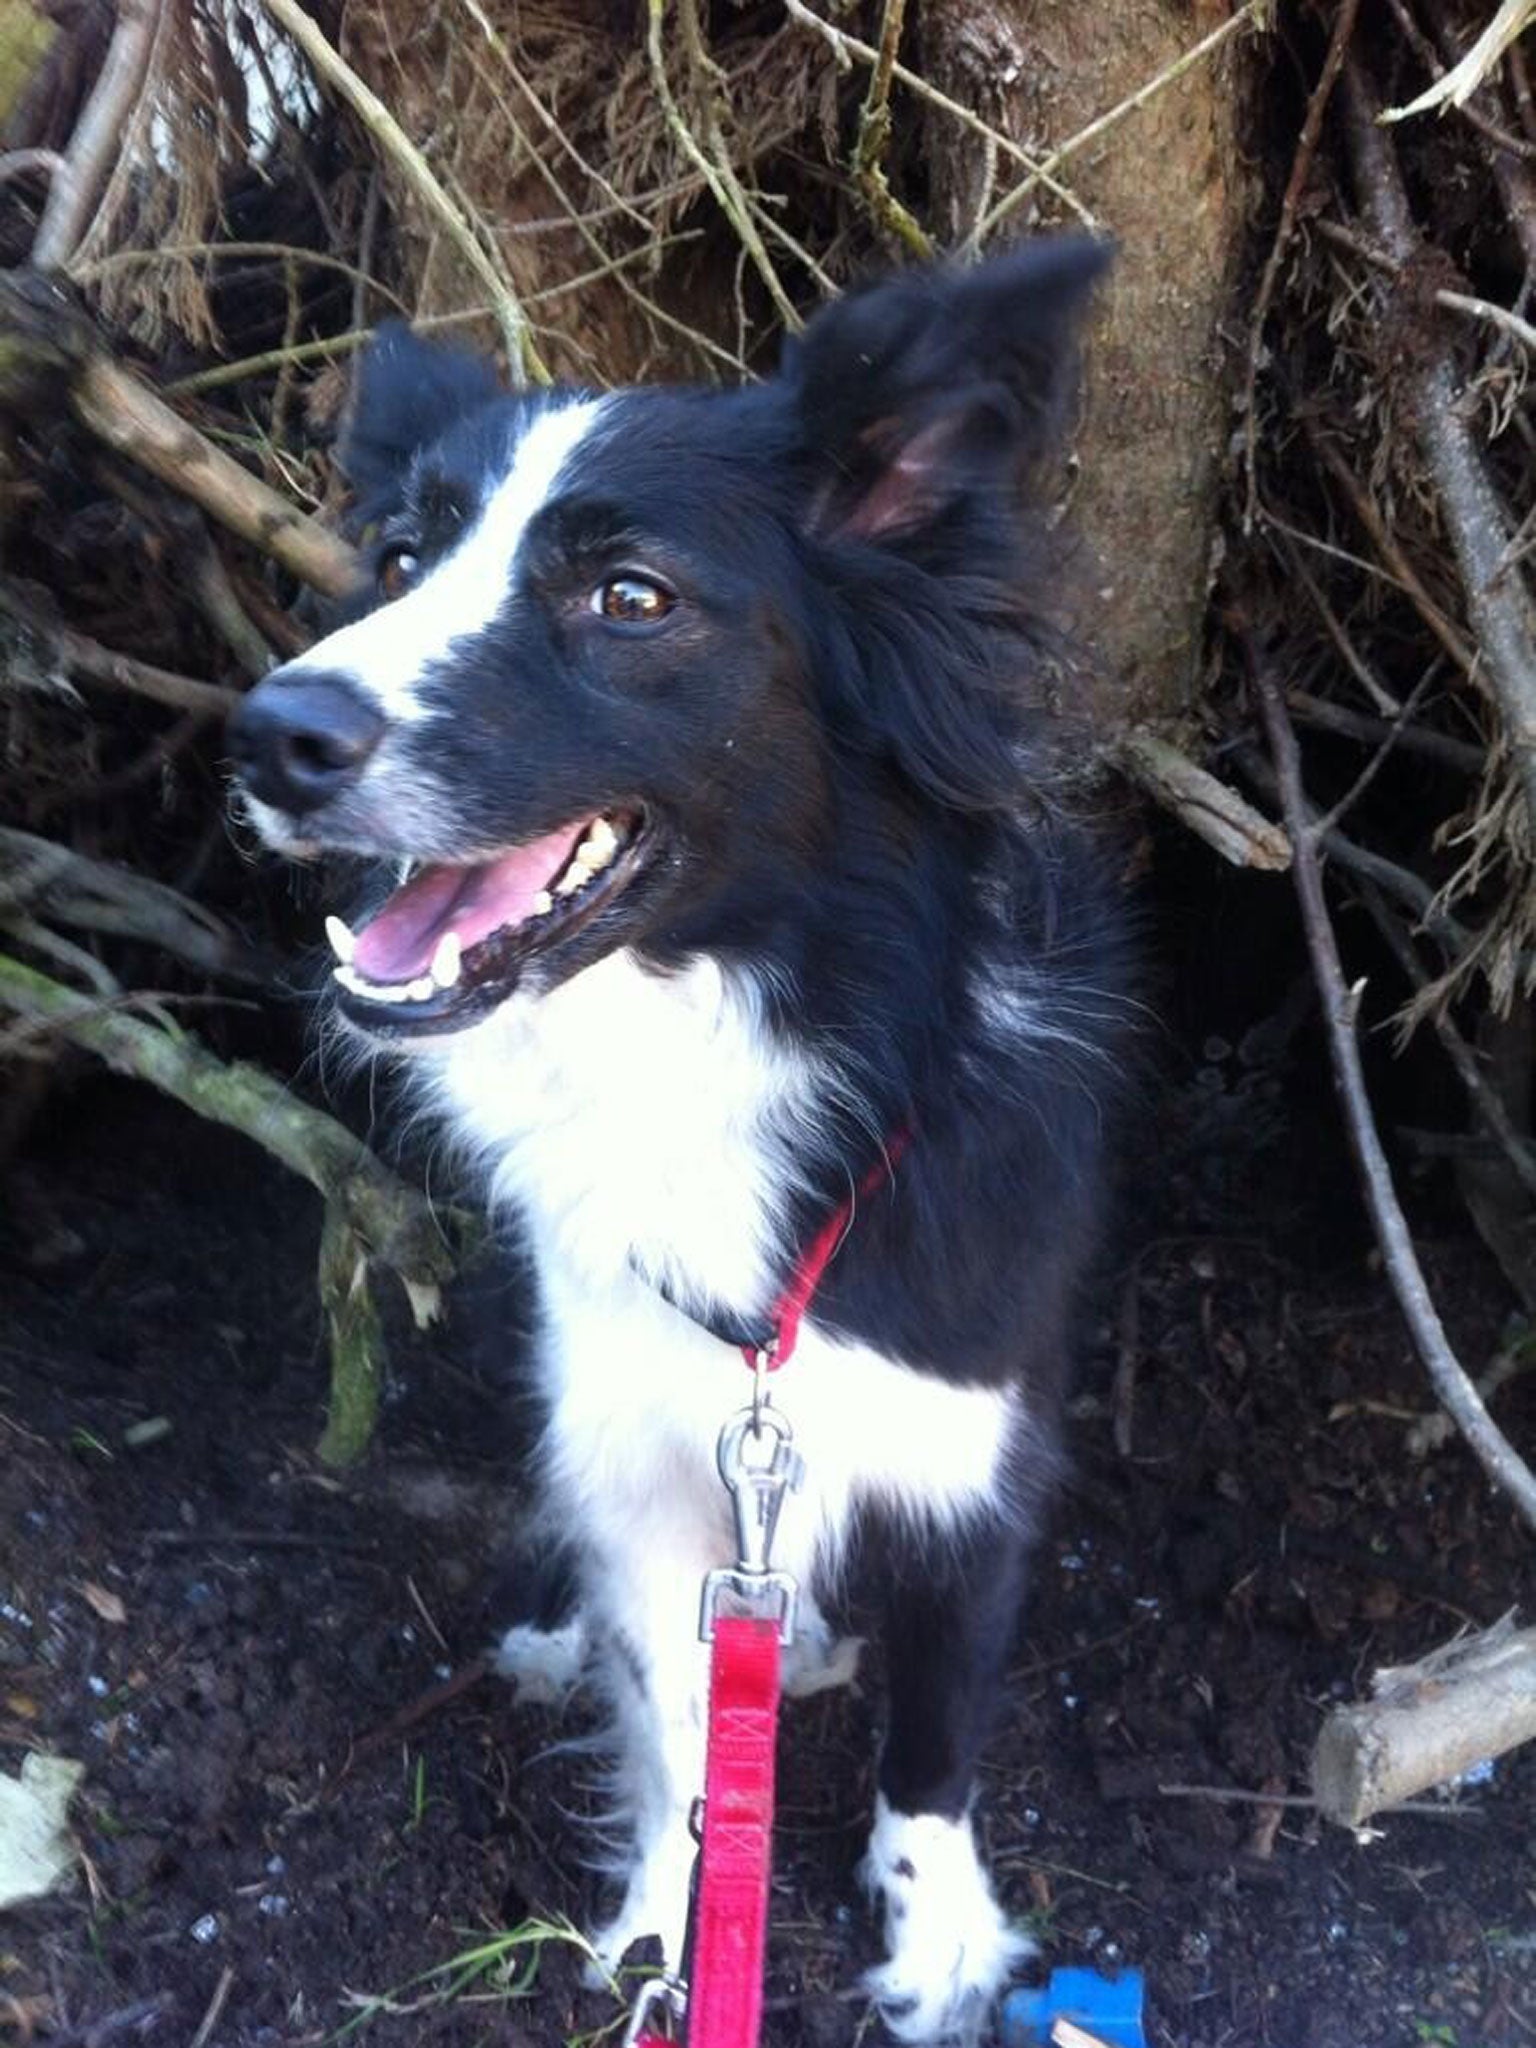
401;1753;431;1835
327;1917;619;2045
1412;2022;1460;2046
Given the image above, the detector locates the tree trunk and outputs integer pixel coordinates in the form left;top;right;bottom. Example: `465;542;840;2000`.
920;0;1257;724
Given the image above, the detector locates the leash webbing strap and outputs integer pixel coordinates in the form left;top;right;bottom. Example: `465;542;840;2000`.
690;1615;781;2048
631;1616;781;2048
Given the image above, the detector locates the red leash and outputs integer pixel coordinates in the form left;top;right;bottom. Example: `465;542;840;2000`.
629;1140;905;2048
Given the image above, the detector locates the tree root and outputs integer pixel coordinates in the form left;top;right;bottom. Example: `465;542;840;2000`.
0;950;458;1465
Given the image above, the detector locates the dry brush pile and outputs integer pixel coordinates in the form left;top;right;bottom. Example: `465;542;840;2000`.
0;0;1532;1520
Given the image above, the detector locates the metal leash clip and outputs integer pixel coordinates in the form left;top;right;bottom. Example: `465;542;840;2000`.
699;1406;804;1646
621;1971;688;2047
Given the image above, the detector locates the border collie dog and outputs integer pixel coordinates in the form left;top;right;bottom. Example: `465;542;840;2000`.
228;241;1132;2044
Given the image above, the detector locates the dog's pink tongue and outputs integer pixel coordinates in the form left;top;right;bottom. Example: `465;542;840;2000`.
351;824;583;982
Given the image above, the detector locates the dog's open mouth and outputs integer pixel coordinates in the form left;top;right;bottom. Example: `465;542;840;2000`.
325;806;649;1033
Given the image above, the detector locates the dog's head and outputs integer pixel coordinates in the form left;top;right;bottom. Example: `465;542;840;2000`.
226;240;1108;1041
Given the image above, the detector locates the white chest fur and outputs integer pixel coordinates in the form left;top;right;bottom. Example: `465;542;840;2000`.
426;950;1017;1563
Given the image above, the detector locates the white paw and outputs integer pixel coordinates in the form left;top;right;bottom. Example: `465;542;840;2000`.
860;1796;1032;2045
782;1599;863;1699
491;1616;587;1706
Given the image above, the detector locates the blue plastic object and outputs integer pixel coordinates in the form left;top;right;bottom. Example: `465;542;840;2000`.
1001;1966;1147;2048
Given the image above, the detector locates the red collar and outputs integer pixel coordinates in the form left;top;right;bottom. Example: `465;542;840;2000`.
649;1133;910;1370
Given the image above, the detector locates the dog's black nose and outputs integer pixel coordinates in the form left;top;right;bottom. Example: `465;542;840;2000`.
227;670;386;814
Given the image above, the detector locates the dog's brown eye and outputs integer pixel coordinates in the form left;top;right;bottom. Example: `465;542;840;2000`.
594;575;674;625
378;545;421;602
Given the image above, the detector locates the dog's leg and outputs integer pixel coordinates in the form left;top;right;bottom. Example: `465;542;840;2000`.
581;1501;721;1982
861;1514;1033;2045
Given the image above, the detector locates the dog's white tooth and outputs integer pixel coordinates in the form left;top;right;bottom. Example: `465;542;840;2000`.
324;914;356;964
556;861;592;898
430;931;462;988
575;834;613;873
333;963;363;993
396;858;415;885
408;976;435;1002
588;816;619;858
532;890;553;916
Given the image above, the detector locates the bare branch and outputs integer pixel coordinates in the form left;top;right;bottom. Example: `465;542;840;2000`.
31;0;160;270
256;0;549;386
1242;0;1363;530
850;0;934;259
72;351;358;598
1252;648;1536;1537
1344;61;1536;842
1287;688;1486;776
1;577;239;717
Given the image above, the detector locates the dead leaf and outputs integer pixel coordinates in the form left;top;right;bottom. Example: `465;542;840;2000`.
0;1754;84;1909
79;1582;126;1625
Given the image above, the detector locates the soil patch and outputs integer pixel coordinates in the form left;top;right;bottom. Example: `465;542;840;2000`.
3;1058;1534;2048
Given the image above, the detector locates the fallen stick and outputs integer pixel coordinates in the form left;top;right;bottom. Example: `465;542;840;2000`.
1111;726;1292;871
0;269;358;600
1312;1617;1536;1827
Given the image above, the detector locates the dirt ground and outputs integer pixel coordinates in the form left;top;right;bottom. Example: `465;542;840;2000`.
3;938;1535;2048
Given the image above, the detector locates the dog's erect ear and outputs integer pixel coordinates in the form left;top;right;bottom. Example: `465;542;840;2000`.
340;322;503;527
787;237;1111;545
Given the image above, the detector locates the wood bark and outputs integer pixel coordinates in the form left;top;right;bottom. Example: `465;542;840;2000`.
920;0;1257;723
1313;1622;1536;1828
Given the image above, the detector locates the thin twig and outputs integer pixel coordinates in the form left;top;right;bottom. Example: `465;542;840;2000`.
1242;0;1362;531
648;0;802;333
35;1995;175;2048
1251;647;1536;1537
1357;880;1536;1199
1317;205;1536;354
971;0;1270;245
162;238;702;397
1306;426;1477;678
456;0;654;235
1288;688;1485;775
1;578;239;717
188;1969;234;2048
1345;61;1536;840
1156;1782;1478;1817
1234;740;1477;960
256;0;548;385
73;239;410;314
781;0;1094;227
1311;672;1434;838
31;0;161;269
850;0;933;258
1271;526;1404;715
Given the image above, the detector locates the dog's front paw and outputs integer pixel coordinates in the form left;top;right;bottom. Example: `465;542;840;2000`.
859;1798;1032;2045
491;1616;588;1706
582;1835;694;1990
